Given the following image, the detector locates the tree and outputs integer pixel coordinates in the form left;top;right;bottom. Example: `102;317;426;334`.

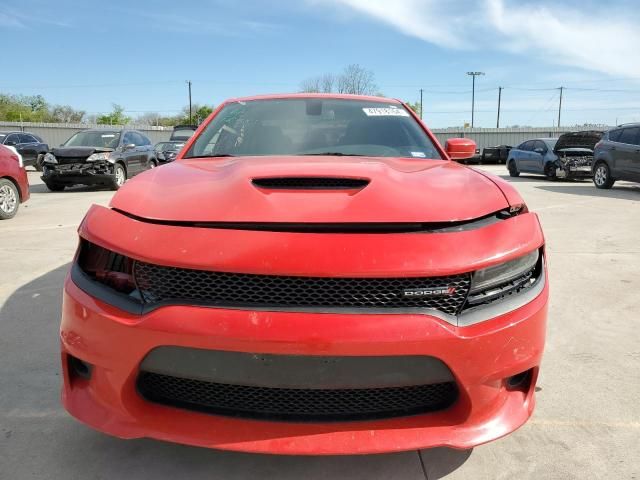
300;65;377;96
406;101;422;118
48;105;85;123
97;104;131;125
336;64;377;95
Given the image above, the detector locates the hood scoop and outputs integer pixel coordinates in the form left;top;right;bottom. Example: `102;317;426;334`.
252;177;369;190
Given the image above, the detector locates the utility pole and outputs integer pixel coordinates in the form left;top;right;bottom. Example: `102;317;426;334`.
557;86;564;128
466;72;485;128
419;88;423;120
186;80;192;124
496;86;503;128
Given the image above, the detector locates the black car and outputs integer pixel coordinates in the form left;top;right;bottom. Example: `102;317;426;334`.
482;145;512;164
153;141;185;163
592;124;640;189
41;129;157;191
0;131;49;170
170;125;198;141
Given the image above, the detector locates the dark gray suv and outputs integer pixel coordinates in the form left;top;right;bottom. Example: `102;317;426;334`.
592;124;640;189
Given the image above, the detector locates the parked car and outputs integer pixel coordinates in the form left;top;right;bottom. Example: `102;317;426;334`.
0;145;29;219
41;129;157;191
507;131;603;180
60;94;547;455
592;124;640;189
507;138;558;178
153;141;185;163
0;131;49;171
170;125;198;141
482;144;512;164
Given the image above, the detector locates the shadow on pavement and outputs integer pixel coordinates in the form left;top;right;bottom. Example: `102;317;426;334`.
0;264;472;479
536;184;640;199
29;183;113;194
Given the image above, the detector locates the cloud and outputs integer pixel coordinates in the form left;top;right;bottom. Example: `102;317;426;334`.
0;12;25;28
312;0;640;80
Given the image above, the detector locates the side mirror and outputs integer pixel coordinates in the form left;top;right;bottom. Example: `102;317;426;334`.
5;140;16;146
122;143;135;151
445;138;477;161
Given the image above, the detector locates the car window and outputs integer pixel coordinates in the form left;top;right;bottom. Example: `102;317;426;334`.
186;98;443;159
5;133;21;144
123;132;135;146
130;132;145;146
19;134;36;143
534;141;547;153
65;131;121;148
618;127;640;145
518;141;533;151
607;129;622;142
134;132;151;146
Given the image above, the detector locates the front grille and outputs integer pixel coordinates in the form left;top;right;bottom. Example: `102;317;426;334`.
134;262;470;315
137;372;458;421
252;177;369;190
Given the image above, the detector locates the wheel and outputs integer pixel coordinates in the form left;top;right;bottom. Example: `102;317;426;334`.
35;154;45;172
508;160;520;177
0;179;19;219
45;181;65;192
149;160;157;169
544;163;557;181
110;163;127;190
593;162;615;189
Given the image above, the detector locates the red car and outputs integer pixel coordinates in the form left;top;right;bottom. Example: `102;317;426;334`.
61;94;548;455
0;145;29;219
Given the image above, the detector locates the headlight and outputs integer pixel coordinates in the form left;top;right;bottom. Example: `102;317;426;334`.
86;152;111;162
43;152;58;164
469;250;539;294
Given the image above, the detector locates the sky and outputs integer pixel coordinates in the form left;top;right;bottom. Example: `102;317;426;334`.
2;0;640;128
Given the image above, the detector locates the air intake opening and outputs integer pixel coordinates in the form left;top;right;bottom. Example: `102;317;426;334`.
252;177;369;190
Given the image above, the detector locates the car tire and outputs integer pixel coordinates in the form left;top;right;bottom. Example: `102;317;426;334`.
149;160;157;169
35;154;45;172
45;181;65;192
110;163;127;191
544;163;557;181
593;162;615;189
508;160;520;177
0;178;19;219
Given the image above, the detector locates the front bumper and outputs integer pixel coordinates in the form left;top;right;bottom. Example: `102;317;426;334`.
41;163;116;186
61;274;547;455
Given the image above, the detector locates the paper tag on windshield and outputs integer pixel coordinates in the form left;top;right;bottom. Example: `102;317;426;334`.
411;151;426;158
101;134;115;138
363;107;409;117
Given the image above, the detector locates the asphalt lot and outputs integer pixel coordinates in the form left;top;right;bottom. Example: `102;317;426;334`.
1;165;639;479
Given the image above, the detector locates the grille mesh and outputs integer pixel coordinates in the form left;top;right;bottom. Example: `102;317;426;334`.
137;372;458;421
134;262;470;314
252;177;369;189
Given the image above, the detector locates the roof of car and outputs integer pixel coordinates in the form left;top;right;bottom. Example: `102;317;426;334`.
225;93;401;104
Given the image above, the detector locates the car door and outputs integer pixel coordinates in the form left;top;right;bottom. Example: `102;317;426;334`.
121;131;141;176
627;129;640;181
531;140;549;173
516;141;536;172
19;134;39;164
136;132;154;169
613;127;640;180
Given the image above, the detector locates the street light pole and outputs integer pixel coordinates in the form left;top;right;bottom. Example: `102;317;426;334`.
419;88;423;120
466;71;485;128
496;86;503;128
186;80;192;124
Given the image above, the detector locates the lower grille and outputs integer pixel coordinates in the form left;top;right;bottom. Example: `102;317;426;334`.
137;372;458;422
133;262;470;315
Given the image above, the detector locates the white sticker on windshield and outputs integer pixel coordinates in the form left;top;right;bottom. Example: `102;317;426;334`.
411;151;426;158
363;107;409;117
101;134;115;138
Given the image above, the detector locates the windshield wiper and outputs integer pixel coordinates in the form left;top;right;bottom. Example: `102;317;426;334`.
184;154;236;159
300;152;363;156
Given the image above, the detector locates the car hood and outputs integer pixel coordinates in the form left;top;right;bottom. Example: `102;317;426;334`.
110;156;510;223
52;146;114;157
554;131;603;153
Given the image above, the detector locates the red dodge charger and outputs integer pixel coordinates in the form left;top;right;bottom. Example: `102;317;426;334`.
60;94;547;455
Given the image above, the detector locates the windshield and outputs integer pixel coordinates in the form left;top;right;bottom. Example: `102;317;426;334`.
185;98;442;159
64;131;121;148
155;142;184;152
